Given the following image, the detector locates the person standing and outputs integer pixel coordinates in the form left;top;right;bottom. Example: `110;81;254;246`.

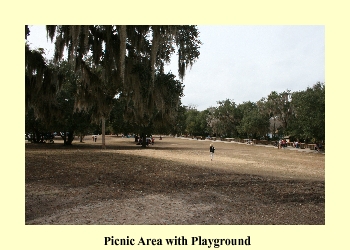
209;143;215;161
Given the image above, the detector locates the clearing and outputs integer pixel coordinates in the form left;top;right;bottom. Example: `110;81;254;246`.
25;136;324;225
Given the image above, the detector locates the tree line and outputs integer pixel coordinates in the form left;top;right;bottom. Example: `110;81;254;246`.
178;82;325;143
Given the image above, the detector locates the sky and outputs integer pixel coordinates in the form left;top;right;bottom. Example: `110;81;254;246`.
26;25;325;111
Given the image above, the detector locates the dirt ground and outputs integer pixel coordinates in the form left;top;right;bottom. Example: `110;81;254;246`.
25;135;325;225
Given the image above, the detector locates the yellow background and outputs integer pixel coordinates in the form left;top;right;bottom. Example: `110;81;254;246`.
1;0;347;249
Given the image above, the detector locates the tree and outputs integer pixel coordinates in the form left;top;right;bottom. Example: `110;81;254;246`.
25;108;51;143
25;33;111;145
288;82;325;142
184;107;201;136
51;61;96;145
236;101;270;139
195;109;210;137
260;90;293;138
43;25;201;147
123;65;185;146
25;42;59;123
108;98;135;135
211;99;238;137
25;37;64;142
46;25;200;105
172;104;187;136
152;72;185;135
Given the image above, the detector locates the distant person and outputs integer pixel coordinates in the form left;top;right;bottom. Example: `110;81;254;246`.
209;143;215;161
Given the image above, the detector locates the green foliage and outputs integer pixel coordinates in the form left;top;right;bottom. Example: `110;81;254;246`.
215;99;238;137
181;106;208;136
288;82;325;142
178;84;324;142
108;98;135;135
152;73;184;133
236;102;270;139
172;105;187;135
25;58;97;145
25;108;51;143
25;43;59;123
184;108;201;136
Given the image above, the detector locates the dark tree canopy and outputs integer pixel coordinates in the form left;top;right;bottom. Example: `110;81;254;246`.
45;25;201;114
44;26;200;126
25;25;201;145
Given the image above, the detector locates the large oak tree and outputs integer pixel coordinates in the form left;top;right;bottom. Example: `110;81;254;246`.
26;25;201;147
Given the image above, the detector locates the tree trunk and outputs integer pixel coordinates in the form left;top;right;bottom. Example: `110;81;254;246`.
33;129;41;143
61;131;74;145
67;131;74;145
79;134;84;142
102;117;106;149
60;132;67;145
141;133;147;148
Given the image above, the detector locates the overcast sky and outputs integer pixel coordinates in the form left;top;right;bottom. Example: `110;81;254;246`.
26;25;325;111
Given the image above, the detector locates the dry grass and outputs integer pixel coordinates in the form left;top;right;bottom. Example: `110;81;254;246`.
25;135;324;225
